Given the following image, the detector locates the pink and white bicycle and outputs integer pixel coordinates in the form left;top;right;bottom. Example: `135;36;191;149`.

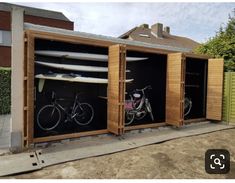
125;85;154;125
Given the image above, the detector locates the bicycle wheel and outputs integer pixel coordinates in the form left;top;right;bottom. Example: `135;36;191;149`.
145;100;154;121
37;105;61;131
184;97;192;117
134;107;147;120
125;111;135;126
74;103;94;126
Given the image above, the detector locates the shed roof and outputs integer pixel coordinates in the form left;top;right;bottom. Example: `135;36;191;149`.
24;23;193;53
0;2;71;22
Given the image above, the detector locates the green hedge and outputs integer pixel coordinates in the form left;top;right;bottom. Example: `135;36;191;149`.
0;67;11;114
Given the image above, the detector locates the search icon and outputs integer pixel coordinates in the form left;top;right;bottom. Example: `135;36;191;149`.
214;158;222;166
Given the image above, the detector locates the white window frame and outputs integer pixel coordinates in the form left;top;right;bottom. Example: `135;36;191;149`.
0;30;11;47
139;33;150;38
0;31;3;44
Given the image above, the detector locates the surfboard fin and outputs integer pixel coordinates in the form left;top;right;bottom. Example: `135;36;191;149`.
38;79;45;93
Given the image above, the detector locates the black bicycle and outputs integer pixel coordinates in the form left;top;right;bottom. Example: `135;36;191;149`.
37;92;94;131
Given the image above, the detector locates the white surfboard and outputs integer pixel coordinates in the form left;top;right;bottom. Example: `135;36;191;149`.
35;61;130;73
35;50;148;62
35;74;134;84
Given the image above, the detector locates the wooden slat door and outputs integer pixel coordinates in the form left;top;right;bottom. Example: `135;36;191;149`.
107;44;126;135
166;53;185;127
206;58;224;120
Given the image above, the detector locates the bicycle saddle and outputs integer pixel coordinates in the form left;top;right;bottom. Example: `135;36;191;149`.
133;93;141;98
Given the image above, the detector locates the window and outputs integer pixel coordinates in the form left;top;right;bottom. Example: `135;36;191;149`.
0;31;2;44
139;33;150;38
0;30;11;46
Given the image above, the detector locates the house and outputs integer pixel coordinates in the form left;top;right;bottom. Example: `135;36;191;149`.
119;23;199;53
0;2;74;67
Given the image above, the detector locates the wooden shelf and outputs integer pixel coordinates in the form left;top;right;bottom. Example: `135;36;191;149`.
185;85;200;88
186;72;200;76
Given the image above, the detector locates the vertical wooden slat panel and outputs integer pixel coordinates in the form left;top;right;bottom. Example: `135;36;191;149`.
23;33;28;147
26;34;35;145
222;72;230;122
166;53;184;127
206;58;224;120
107;44;126;135
228;73;235;123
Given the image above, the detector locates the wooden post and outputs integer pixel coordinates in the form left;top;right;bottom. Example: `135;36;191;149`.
10;6;24;152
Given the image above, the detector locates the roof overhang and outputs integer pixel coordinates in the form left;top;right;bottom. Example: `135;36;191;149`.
24;23;194;54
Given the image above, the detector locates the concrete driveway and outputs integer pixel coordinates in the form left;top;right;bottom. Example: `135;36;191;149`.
0;114;10;152
10;128;235;179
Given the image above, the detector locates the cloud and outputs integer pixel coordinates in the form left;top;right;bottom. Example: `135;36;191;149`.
16;2;235;43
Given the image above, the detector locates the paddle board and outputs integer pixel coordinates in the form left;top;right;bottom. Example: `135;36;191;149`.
35;61;130;73
35;50;148;62
35;74;134;84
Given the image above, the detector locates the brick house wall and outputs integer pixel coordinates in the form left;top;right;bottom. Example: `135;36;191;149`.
0;10;74;67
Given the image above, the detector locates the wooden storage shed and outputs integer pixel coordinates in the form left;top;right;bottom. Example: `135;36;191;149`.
166;53;224;127
20;23;223;147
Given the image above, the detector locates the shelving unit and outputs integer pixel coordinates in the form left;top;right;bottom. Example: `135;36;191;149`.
165;53;224;127
184;57;208;120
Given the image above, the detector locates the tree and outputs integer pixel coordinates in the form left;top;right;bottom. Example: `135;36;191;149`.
195;10;235;71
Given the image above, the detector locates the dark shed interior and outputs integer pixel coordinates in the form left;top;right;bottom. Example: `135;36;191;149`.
184;58;208;120
125;51;167;126
34;39;108;138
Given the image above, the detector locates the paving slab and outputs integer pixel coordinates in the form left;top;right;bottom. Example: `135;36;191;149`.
0;115;10;149
0;121;234;176
0;152;42;176
37;121;234;168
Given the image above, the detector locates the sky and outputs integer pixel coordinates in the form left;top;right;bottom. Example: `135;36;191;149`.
16;2;235;43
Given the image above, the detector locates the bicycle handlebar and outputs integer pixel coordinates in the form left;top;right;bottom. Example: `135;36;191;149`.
135;85;152;92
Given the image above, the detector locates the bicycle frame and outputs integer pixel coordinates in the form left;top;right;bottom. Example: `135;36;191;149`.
125;85;154;125
129;92;146;112
37;92;94;131
52;94;81;120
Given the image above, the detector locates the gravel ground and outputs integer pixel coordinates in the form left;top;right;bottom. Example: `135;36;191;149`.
8;128;235;179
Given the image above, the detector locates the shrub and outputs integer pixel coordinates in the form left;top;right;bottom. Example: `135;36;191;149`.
0;67;11;114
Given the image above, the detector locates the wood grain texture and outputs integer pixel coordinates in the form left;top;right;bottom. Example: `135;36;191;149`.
26;34;35;146
33;129;109;143
23;33;28;147
107;44;126;135
206;58;224;120
166;53;185;127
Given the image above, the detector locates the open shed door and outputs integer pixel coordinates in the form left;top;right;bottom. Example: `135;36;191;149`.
206;58;224;120
107;44;126;135
166;53;185;127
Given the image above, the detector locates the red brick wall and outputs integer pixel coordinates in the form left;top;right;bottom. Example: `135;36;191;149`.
24;15;74;30
0;46;11;67
0;11;11;30
0;11;74;31
0;10;74;67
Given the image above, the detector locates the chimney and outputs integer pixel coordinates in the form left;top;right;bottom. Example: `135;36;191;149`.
151;23;163;38
139;24;149;29
164;26;170;34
